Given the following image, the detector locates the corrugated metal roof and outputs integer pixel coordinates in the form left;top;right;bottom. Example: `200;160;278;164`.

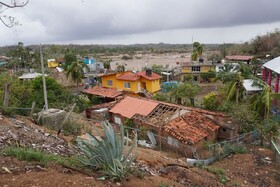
242;79;262;92
109;96;159;118
263;56;280;74
18;73;43;79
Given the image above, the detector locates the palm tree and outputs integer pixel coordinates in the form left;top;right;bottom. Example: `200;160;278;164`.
191;42;203;61
216;63;236;83
66;61;89;86
226;72;243;104
251;79;280;119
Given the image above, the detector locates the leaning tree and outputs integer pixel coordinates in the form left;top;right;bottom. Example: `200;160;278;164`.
0;0;29;27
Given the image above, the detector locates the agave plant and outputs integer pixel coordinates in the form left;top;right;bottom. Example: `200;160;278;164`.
77;121;137;181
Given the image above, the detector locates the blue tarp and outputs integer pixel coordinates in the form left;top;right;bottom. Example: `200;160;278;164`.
161;81;178;93
83;58;95;65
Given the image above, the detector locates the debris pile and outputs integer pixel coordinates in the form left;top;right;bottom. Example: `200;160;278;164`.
0;116;78;156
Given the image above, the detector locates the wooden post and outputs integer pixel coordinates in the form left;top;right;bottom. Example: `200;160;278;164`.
3;83;10;108
30;102;36;118
59;103;76;131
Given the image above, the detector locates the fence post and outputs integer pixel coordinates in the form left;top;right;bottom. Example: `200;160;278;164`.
30;102;36;118
3;83;10;108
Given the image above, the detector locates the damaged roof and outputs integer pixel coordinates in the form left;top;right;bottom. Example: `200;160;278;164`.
82;86;123;98
164;112;219;145
109;96;159;118
225;55;254;61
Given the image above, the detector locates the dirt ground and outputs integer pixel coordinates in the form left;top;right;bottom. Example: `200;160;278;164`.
1;116;280;187
108;52;190;71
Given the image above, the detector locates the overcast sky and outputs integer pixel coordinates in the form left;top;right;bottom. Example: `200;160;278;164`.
0;0;280;46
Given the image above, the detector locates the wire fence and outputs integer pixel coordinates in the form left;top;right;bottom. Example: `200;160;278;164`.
207;130;261;159
271;140;280;166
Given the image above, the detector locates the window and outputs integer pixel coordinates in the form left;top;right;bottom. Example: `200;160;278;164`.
107;80;113;86
191;66;201;72
124;82;131;88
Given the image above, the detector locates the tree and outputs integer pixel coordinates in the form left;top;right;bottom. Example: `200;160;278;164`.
226;72;243;104
251;79;280;119
0;0;29;27
216;63;236;83
63;51;77;69
66;61;89;86
191;42;203;61
8;42;34;71
171;82;200;105
103;59;112;70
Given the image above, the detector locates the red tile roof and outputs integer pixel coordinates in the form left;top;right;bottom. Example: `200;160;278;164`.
225;55;254;61
82;86;123;98
109;96;159;118
164;112;219;145
137;71;161;80
116;72;140;81
100;73;117;77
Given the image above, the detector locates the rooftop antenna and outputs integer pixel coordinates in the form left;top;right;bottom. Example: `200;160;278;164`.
191;35;194;56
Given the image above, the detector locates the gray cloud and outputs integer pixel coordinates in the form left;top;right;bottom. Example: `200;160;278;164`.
1;0;280;45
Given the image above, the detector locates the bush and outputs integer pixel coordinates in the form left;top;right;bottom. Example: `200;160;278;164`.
62;120;83;136
203;92;218;110
0;107;16;117
77;121;137;181
223;143;247;155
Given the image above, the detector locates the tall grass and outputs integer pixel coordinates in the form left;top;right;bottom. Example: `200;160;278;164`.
1;147;82;168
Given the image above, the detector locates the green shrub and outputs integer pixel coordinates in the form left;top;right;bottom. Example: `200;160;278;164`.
205;166;229;184
0;107;16;117
77;121;137;181
223;143;247;155
63;120;83;136
203;92;218;110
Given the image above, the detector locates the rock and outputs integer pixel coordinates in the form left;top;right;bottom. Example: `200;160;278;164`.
261;158;272;165
44;133;50;137
2;167;12;174
13;124;23;128
14;120;26;126
36;165;47;171
264;157;271;161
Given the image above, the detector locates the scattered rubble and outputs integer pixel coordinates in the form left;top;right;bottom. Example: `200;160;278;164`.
0;116;78;156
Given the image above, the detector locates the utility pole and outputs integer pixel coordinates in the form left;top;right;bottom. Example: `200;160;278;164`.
40;44;48;110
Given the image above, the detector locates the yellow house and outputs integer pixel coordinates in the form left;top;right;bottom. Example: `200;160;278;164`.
101;70;161;94
181;62;216;82
47;59;60;68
